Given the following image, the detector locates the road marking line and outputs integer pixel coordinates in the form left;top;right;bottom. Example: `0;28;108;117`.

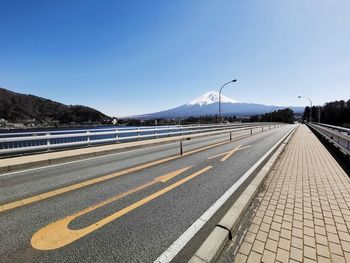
0;140;227;213
31;166;212;250
207;145;242;160
220;145;242;162
207;145;252;162
154;126;295;263
221;145;252;162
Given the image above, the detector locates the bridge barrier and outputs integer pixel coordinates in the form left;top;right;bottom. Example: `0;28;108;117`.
309;123;350;156
0;123;278;156
0;123;285;174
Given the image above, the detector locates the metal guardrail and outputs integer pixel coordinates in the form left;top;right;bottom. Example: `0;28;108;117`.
315;123;350;135
0;122;281;156
309;123;350;155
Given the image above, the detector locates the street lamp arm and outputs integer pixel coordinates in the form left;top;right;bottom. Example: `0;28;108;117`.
298;95;313;122
298;96;312;107
219;79;237;122
219;81;234;94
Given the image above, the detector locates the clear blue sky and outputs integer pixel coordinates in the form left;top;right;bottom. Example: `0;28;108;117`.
1;0;349;116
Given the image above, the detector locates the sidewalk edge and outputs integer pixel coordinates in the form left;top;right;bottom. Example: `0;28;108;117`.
188;125;298;263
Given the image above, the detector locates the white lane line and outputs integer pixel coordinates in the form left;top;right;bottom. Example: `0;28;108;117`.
154;126;295;263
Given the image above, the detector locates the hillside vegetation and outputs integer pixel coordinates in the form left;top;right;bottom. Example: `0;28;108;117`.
0;88;109;125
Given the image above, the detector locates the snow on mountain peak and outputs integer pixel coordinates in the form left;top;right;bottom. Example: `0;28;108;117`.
187;91;238;106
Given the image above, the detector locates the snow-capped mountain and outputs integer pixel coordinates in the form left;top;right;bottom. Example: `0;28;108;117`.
187;91;238;106
130;91;303;119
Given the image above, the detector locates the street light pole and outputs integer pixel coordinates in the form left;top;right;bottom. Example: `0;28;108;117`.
298;96;313;122
219;79;237;122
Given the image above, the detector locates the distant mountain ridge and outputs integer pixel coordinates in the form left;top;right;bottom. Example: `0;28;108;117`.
131;91;304;119
0;88;109;124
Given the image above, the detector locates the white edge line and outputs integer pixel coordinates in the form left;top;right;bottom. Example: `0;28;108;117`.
154;125;296;263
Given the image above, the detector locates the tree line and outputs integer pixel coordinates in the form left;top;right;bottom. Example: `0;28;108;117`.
302;99;350;128
118;109;295;126
249;108;294;123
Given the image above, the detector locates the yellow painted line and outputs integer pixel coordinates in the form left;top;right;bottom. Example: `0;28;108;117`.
21;196;41;205
31;166;211;250
207;145;252;162
156;166;193;183
0;139;227;213
220;145;243;162
207;145;242;160
221;145;252;162
2;201;23;211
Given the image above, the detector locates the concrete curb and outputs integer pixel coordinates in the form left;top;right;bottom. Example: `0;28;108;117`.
188;125;298;263
0;125;278;174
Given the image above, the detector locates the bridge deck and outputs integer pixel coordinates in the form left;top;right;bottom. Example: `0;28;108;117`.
224;124;350;263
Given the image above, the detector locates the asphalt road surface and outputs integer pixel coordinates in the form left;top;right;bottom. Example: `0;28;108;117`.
0;125;295;263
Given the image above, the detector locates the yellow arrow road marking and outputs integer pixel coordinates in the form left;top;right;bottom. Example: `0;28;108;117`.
0;139;228;213
207;145;242;160
31;165;211;250
207;145;252;162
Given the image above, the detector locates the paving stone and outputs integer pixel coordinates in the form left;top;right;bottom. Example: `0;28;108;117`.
291;236;303;249
278;237;291;251
256;231;268;243
329;242;343;255
304;235;316;248
239;242;252;255
234;253;248;263
276;248;289;263
265;238;278;253
290;246;302;262
252;239;265;254
247;251;262;263
304;245;317;260
316;243;330;258
261;249;276;263
229;125;350;263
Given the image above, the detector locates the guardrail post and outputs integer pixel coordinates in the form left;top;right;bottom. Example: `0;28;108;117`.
250;128;253;135
230;132;232;141
46;133;51;151
269;125;271;130
155;129;158;139
115;129;119;143
137;128;141;140
262;126;264;132
180;140;183;155
87;131;90;146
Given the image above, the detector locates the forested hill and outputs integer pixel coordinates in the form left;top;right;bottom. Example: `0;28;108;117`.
0;88;110;124
304;99;350;128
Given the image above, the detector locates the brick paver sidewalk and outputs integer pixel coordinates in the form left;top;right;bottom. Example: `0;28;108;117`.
233;124;350;263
